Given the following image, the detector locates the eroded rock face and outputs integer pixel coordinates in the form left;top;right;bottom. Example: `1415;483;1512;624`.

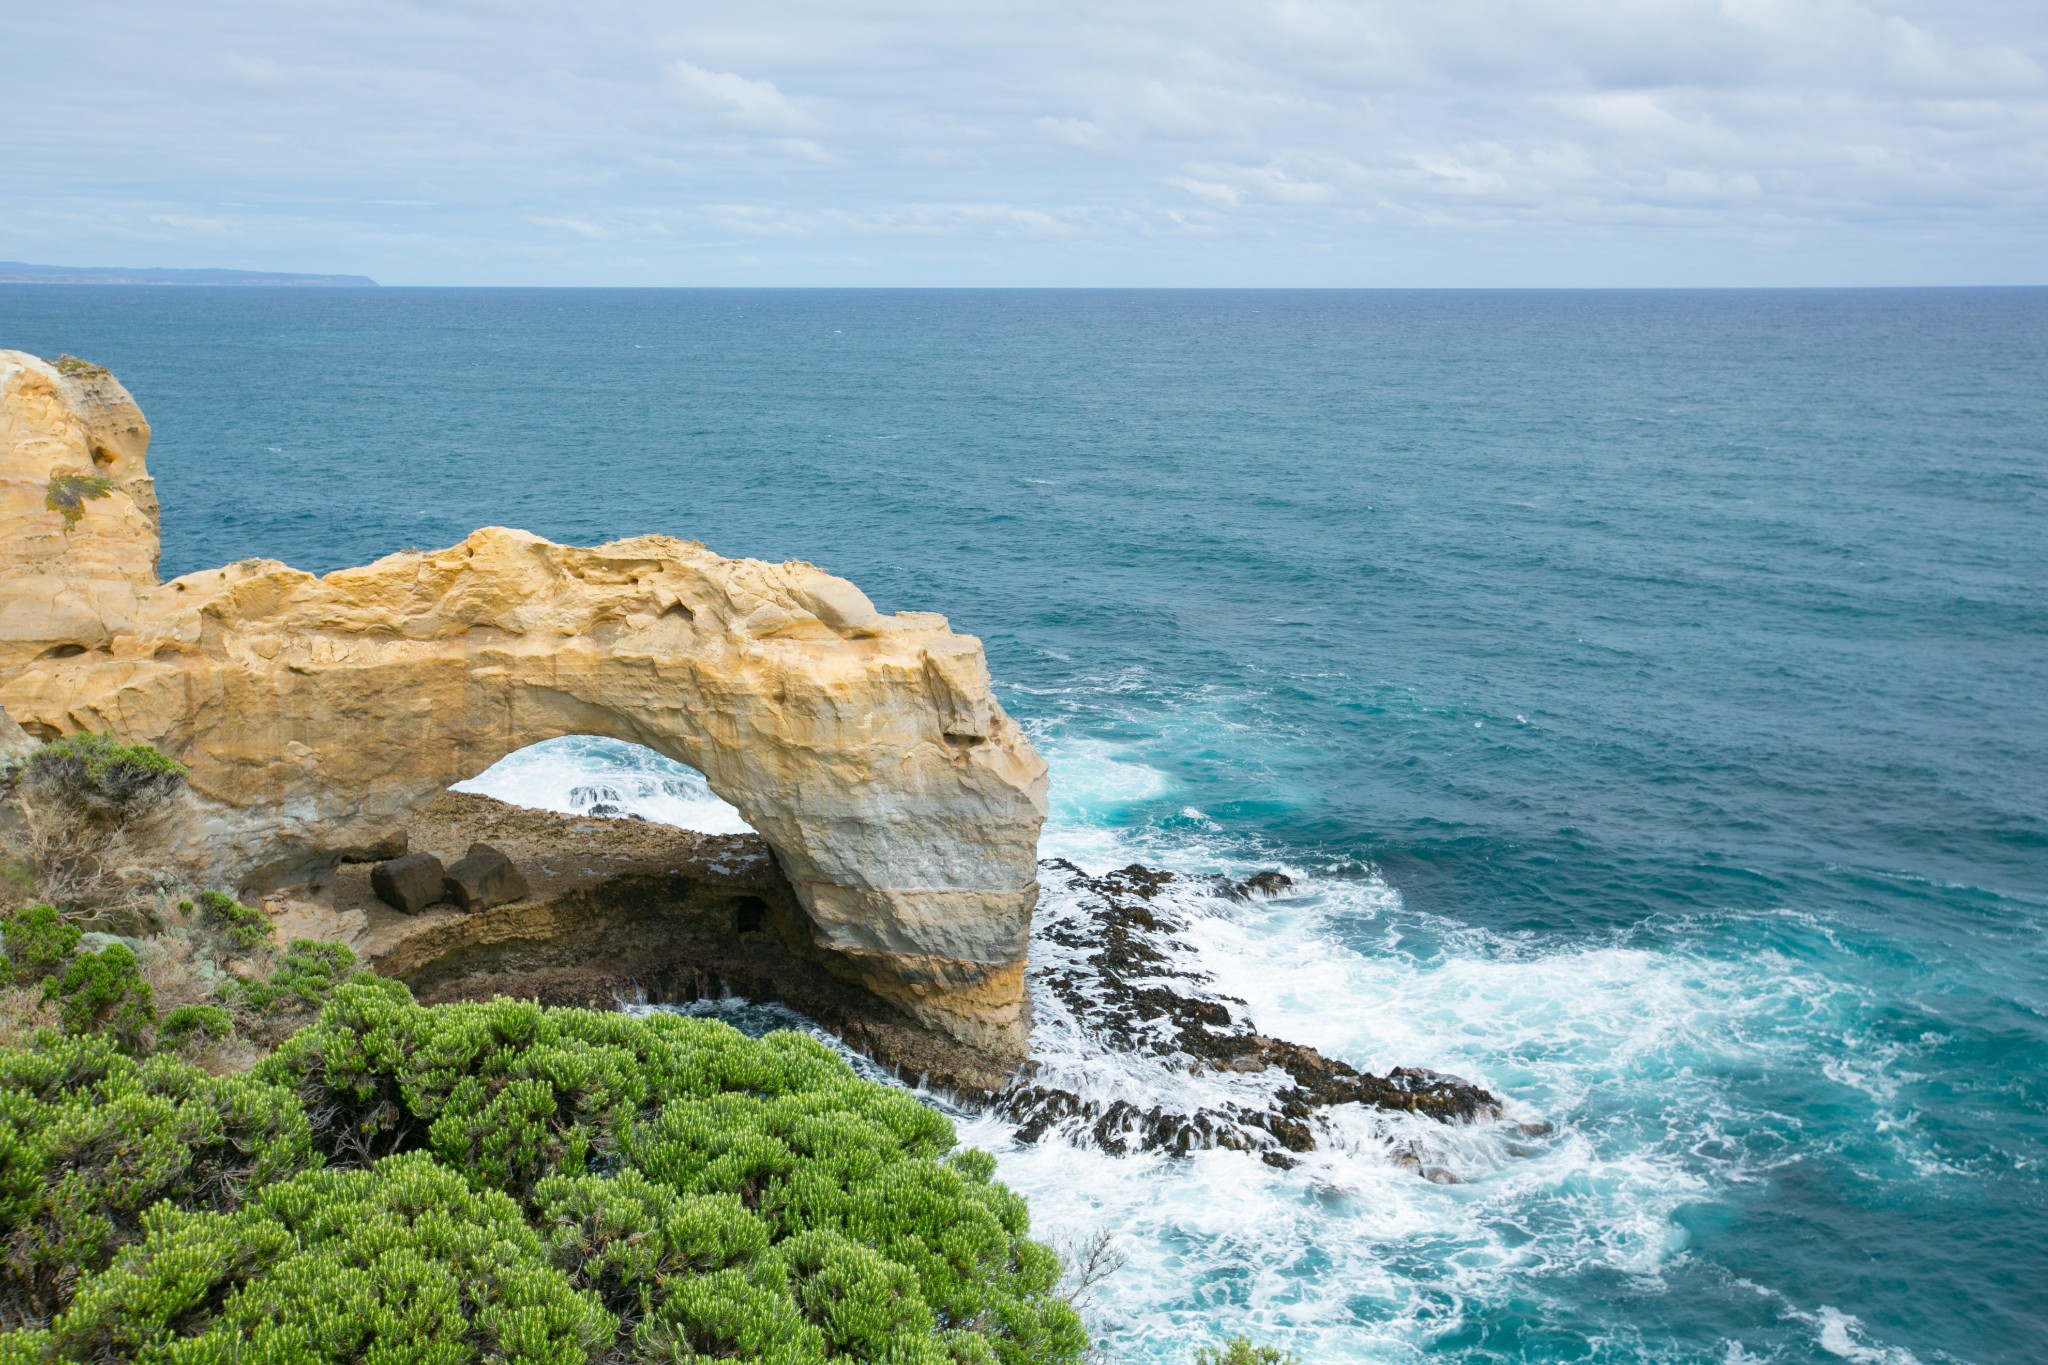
0;351;1048;1065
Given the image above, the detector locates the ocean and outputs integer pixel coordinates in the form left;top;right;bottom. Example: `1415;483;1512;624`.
3;286;2043;1364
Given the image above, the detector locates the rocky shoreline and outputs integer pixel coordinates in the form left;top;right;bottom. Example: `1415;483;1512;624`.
998;861;1513;1172
279;795;1518;1172
2;348;1519;1178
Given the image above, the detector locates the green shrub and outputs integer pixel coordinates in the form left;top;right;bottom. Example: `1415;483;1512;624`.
44;941;153;1051
193;889;273;953
40;1151;614;1362
258;991;1086;1364
1194;1337;1304;1365
159;1003;234;1051
0;992;1086;1364
0;904;81;986
533;1170;765;1325
233;938;369;1017
0;1033;313;1325
19;733;185;827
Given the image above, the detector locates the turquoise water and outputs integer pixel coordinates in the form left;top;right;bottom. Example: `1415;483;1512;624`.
5;287;2045;1363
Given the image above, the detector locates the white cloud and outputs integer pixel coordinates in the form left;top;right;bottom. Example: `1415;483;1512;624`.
665;59;816;134
1169;177;1243;207
1;0;2044;283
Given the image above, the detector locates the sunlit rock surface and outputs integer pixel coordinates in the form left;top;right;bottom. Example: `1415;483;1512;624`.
0;350;1048;1066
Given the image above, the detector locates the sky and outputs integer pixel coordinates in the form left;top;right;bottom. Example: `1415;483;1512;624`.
5;1;2046;286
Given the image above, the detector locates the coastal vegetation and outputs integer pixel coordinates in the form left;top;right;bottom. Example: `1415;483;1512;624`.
0;738;1091;1362
40;472;111;530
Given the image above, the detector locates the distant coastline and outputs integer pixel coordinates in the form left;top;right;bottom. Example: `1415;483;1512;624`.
0;260;376;287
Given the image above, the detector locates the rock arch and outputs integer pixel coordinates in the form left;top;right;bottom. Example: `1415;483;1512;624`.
0;351;1047;1064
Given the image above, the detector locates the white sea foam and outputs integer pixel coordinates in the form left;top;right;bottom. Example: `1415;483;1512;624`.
466;726;1930;1365
454;735;751;834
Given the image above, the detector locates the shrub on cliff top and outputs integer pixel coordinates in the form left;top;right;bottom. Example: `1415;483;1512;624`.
0;1033;313;1327
1194;1337;1304;1365
19;733;185;828
192;889;274;954
32;1152;614;1363
43;940;155;1051
0;988;1087;1363
0;904;81;987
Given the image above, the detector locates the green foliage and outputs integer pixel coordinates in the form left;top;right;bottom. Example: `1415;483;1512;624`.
45;941;154;1050
232;938;368;1017
20;733;186;826
1193;1337;1304;1365
42;471;111;529
41;1151;614;1362
50;355;106;379
0;993;1086;1364
193;889;273;953
0;1033;313;1325
159;1004;234;1051
0;904;81;987
533;1170;765;1324
260;992;1086;1363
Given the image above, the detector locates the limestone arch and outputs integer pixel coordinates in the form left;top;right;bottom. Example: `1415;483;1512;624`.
0;351;1047;1063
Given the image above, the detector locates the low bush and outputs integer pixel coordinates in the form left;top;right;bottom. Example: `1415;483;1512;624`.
0;989;1088;1364
0;905;80;987
1194;1337;1303;1365
192;889;273;954
33;1151;614;1363
17;734;185;829
233;938;366;1017
0;1033;312;1326
158;1003;234;1052
45;941;154;1051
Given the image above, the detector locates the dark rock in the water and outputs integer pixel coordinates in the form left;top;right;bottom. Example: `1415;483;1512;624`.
370;852;446;914
1002;859;1507;1171
443;842;530;911
1211;870;1295;901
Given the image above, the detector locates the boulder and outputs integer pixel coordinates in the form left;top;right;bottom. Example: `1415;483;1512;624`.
370;852;446;914
443;842;529;911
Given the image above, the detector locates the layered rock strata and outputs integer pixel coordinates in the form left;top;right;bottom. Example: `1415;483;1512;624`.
0;351;1048;1067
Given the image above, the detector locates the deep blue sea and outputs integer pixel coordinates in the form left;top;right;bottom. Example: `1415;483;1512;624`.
4;287;2044;1364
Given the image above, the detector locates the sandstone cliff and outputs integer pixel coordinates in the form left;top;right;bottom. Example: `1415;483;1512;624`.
0;350;1048;1067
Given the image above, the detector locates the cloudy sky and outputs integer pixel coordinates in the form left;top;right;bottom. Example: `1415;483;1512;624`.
7;1;2045;285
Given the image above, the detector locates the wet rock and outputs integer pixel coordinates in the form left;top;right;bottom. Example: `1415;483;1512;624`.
1209;870;1295;901
443;842;530;911
1001;859;1507;1172
370;852;446;914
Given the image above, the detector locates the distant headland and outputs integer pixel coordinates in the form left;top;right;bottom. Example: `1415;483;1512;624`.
0;260;376;286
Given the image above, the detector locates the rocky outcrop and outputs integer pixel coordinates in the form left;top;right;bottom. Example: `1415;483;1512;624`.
304;790;1017;1090
0;351;1048;1068
1005;860;1512;1171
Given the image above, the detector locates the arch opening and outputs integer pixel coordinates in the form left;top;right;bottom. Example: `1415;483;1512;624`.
452;736;755;836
